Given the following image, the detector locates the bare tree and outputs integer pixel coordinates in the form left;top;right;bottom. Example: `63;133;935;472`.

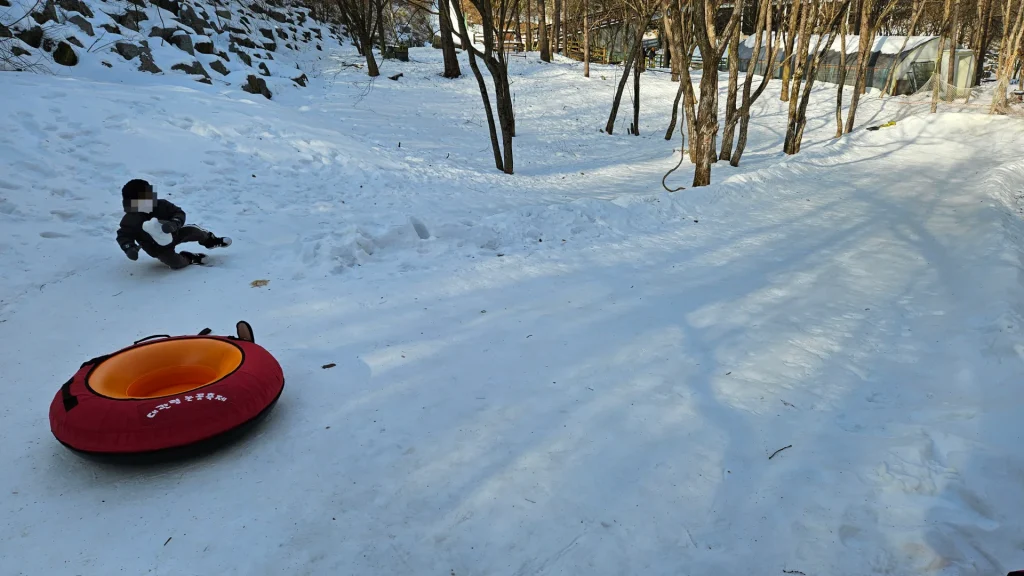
691;0;743;186
992;0;1024;113
606;1;655;134
832;9;851;137
335;0;386;76
663;0;697;155
780;0;802;102
438;0;462;78
583;0;590;75
786;0;850;154
718;8;743;161
539;0;551;60
930;0;953;113
844;0;899;132
946;0;960;86
731;0;780;166
881;0;925;96
452;0;517;173
553;0;561;54
527;0;534;50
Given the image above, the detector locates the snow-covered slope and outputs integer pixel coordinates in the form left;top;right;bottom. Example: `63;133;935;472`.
4;46;1024;575
1;0;342;97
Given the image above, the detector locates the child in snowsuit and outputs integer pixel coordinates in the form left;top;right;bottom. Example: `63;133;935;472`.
116;179;231;269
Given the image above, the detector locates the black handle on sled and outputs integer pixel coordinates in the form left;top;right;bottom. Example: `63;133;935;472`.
134;334;171;345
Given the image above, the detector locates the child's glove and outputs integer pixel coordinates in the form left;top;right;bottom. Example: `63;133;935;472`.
121;242;139;261
161;220;182;234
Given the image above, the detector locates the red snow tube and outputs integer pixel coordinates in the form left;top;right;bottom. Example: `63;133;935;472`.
49;325;283;460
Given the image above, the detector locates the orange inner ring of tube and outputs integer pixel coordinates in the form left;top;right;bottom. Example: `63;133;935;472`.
89;339;244;399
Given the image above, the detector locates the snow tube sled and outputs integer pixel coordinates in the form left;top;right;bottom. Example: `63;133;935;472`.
49;321;284;462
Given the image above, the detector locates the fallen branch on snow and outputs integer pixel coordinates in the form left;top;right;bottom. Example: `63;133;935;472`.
769;445;793;460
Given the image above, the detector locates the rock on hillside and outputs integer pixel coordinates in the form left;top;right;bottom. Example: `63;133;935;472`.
0;0;345;99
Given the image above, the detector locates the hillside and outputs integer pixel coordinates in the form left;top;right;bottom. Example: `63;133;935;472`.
1;0;342;97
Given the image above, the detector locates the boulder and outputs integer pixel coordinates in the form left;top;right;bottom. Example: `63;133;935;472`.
179;6;210;34
276;28;288;39
230;35;257;49
226;24;247;35
100;23;120;35
258;61;270;76
17;26;44;49
197;77;213;84
139;51;161;73
53;41;78;66
43;37;55;52
268;10;287;23
291;73;308;87
169;32;194;55
229;45;252;67
217;50;229;61
0;0;10;6
242;75;272;99
58;0;93;17
262;41;276;52
66;36;83;48
209;59;229;76
111;11;144;32
67;15;93;36
0;23;10;38
31;0;58;25
259;28;274;40
316;44;321;51
12;45;31;57
115;42;143;60
148;27;180;41
195;39;214;54
171;60;210;79
152;0;180;15
215;8;231;20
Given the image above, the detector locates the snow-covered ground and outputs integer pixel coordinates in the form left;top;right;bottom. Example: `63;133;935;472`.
4;46;1024;575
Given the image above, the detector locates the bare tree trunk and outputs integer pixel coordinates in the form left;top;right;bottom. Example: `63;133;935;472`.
992;0;1024;113
719;17;742;161
583;0;590;76
692;0;744;186
515;0;523;47
527;0;534;50
835;11;848;137
784;0;814;153
791;2;849;153
661;0;680;81
606;15;650;134
732;0;777;166
585;0;593;75
932;0;954;113
881;0;924;96
974;0;995;86
439;0;462;78
630;40;642;134
553;0;561;54
947;0;959;86
845;0;875;132
562;0;568;58
780;0;802;102
376;0;387;54
539;0;550;61
451;0;516;174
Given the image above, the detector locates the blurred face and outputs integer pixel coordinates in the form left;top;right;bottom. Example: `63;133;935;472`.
130;186;157;213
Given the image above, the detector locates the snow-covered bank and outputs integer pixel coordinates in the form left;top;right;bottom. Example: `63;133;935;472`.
3;46;1024;575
